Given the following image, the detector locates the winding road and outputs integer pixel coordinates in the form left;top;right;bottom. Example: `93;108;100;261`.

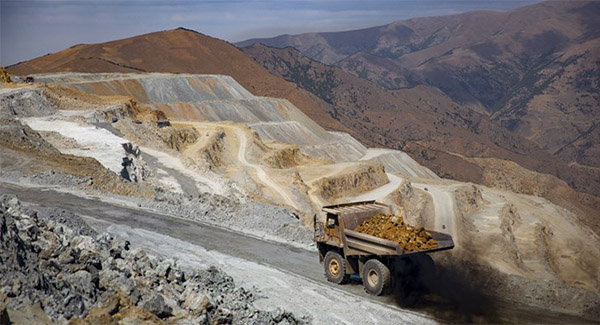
231;126;298;209
412;183;455;235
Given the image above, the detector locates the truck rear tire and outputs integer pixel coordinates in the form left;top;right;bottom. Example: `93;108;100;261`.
324;251;349;284
362;259;392;296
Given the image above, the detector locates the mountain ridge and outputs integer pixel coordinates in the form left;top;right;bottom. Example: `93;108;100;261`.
241;43;600;227
7;28;348;136
6;25;599;222
237;0;600;195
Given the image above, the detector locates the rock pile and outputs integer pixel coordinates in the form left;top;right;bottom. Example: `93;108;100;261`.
0;194;306;324
120;142;152;183
355;213;438;252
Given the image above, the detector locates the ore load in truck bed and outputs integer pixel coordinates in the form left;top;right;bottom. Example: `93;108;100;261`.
354;213;439;252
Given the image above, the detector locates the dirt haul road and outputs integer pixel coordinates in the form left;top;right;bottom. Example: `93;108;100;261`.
0;183;591;324
413;183;456;236
232;125;298;209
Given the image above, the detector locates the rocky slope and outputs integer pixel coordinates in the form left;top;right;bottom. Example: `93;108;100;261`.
237;1;600;197
30;73;364;163
0;83;314;245
0;194;305;324
19;72;435;219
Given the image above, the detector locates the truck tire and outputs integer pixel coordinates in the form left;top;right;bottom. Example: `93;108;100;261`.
362;259;392;296
324;251;349;284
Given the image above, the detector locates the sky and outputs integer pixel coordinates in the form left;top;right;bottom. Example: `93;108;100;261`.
1;0;542;66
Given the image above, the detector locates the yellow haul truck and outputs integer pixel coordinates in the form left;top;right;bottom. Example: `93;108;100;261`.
314;201;454;295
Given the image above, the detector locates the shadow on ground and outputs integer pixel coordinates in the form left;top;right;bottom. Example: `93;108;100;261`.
392;259;498;323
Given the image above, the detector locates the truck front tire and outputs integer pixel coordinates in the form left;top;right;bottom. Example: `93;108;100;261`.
362;259;392;296
324;251;349;284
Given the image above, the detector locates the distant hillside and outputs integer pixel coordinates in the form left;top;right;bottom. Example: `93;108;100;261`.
242;44;541;175
7;24;599;200
242;44;600;217
6;28;344;134
237;1;600;184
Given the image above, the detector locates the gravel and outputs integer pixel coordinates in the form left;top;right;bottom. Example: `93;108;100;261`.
130;189;314;248
0;168;314;248
0;194;309;324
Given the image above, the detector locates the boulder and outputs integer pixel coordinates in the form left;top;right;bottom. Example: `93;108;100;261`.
167;267;185;284
65;270;96;301
182;288;212;314
142;293;172;319
156;259;172;278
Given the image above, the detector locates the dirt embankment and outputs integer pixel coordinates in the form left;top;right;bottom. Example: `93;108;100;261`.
1;67;12;84
42;84;133;111
0;118;154;198
471;157;600;235
182;128;228;171
453;184;487;217
389;178;600;320
161;126;199;152
315;163;388;200
263;144;307;169
0;194;305;324
446;184;600;319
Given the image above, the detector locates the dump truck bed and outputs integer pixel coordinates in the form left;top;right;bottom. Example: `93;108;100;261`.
321;201;454;256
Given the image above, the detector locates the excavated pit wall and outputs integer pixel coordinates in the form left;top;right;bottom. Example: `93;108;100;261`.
315;163;389;200
0;85;313;247
31;73;371;162
401;181;600;320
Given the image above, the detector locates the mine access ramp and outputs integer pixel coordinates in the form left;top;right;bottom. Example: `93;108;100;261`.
314;200;454;295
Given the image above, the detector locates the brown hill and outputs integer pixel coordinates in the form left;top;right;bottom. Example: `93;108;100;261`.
242;44;544;162
7;26;599;208
237;1;600;188
7;28;344;134
242;44;600;226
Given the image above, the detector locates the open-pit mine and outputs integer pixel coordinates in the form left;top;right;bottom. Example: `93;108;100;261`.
1;69;599;323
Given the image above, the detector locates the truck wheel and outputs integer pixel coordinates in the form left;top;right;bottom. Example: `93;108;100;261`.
324;251;349;284
362;259;392;296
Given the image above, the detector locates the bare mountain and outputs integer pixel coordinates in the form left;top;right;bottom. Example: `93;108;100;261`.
237;1;600;187
6;28;344;134
242;43;600;228
242;44;545;169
